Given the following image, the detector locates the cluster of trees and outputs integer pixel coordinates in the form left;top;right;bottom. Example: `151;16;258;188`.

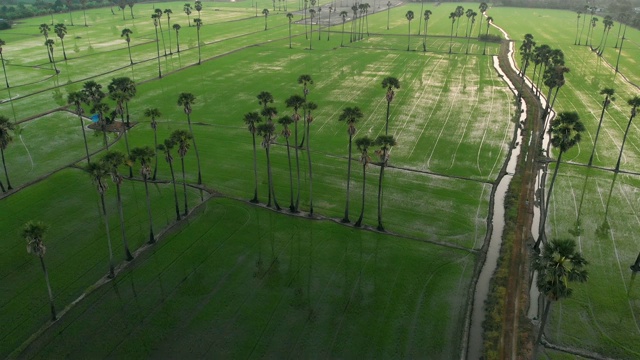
244;75;400;231
442;3;494;54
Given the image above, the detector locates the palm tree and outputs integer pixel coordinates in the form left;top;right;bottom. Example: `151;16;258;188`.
574;11;582;45
257;91;274;116
584;6;595;46
482;16;493;55
101;151;133;261
405;10;414;51
54;23;68;61
177;92;202;184
614;23;628;73
327;6;332;40
381;76;400;135
164;9;173;54
477;2;488;37
597;16;614;56
588;16;599;47
354;136;374;227
184;3;193;27
350;4;358;42
129;146;156;244
23;221;57;321
80;0;89;26
422;10;432;52
454;5;464;37
67;91;91;164
154;9;167;56
278;115;295;211
45;39;58;74
194;0;202;18
244;111;262;203
39;24;51;50
464;8;473;37
465;11;477;54
121;28;134;65
287;13;294;48
588;88;615;166
285;94;306;212
317;7;322;42
448;11;456;53
536;112;585;250
118;0;127;20
298;74;313;147
613;13;628;49
151;14;162;78
578;5;591;45
375;134;396;231
91;102;111;150
0;116;14;190
338;106;363;223
615;96;640;172
144;108;162;179
304;101;317;216
517;34;536;105
86;161;116;278
194;18;202;64
173;23;181;53
308;9;315;49
386;1;391;30
127;0;135;19
340;11;348;46
533;238;588;344
171;129;193;215
542;64;569;121
257;122;281;210
158;137;181;220
0;39;10;88
263;8;270;30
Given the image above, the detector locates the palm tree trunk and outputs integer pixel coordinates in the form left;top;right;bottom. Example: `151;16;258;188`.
61;39;67;60
154;26;162;78
285;137;294;211
169;159;181;220
116;184;133;261
377;158;385;231
423;20;427;52
449;22;454;53
0;178;6;192
158;22;167;56
537;299;552;344
83;9;87;26
614;23;623;48
418;3;424;35
1;52;9;88
100;193;116;278
167;19;172;55
186;114;202;184
589;97;609;166
143;176;155;244
68;9;73;25
289;23;292;48
385;100;391;135
306;119;313;216
1;147;12;190
294;117;301;212
341;22;345;46
181;157;189;215
342;135;353;222
407;21;411;51
39;255;57;321
130;7;134;19
536;152;563;250
615;25;627;73
579;14;587;45
615;112;636;172
309;21;313;49
152;129;158;180
197;28;201;65
599;29;611;56
251;133;259;203
266;146;280;210
355;162;366;227
127;42;133;65
176;32;180;53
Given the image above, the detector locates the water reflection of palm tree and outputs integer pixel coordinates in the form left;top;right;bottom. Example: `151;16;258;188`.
595;173;618;238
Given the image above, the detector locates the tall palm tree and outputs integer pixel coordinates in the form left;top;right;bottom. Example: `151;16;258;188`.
482;16;493;55
375;134;396;231
354;136;374;227
23;221;57;321
45;39;58;74
67;91;91;164
308;9;315;49
422;10;432;52
448;11;456;53
578;5;591;45
177;92;202;184
597;16;614;56
127;0;135;19
173;23;181;53
0;39;10;88
317;7;322;41
171;129;193;215
454;5;464;37
464;8;473;37
574;11;582;45
263;8;270;30
465;11;477;54
144;108;162;179
164;9;173;55
285;94;306;212
184;3;193;27
381;76;400;135
257;91;274;117
86;161;116;278
194;0;202;18
244;111;262;203
154;9;167;56
257;122;281;210
327;6;332;40
101;151;133;261
613;13;628;49
614;23;628;73
80;0;89;26
588;88;615;166
304;101;317;215
477;2;488;37
536;112;585;250
405;10;414;51
158;137;181;220
287;13;294;48
54;23;68;61
340;11;348;46
151;14;162;78
118;0;127;20
615;96;640;172
0;115;13;190
338;106;363;223
533;238;588;344
194;18;202;65
121;28;134;65
129;146;156;244
278;115;295;211
588;16;599;47
386;1;391;30
39;24;51;63
298;74;313;147
542;64;570;121
517;33;536;105
350;4;358;42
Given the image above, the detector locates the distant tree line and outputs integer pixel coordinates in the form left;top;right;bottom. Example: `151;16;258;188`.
0;0;123;22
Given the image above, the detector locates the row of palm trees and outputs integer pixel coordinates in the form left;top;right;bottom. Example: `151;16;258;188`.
244;75;400;231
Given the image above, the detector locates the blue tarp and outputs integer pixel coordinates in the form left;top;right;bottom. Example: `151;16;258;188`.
91;114;99;123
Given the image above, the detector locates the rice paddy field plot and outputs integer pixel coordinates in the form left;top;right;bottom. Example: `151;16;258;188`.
1;110;106;188
16;197;475;359
0;168;204;359
542;166;640;358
